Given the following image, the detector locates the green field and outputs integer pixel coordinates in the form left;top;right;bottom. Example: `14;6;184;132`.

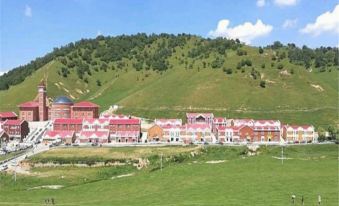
0;145;337;205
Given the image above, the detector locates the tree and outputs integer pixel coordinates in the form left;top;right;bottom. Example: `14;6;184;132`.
261;63;265;69
258;47;264;54
260;80;266;88
96;80;102;86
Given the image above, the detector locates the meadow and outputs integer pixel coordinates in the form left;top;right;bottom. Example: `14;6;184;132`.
0;144;337;205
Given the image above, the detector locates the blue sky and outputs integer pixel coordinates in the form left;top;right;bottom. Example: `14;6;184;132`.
0;0;338;73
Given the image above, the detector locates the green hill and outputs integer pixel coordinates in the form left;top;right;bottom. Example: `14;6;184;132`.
0;34;337;128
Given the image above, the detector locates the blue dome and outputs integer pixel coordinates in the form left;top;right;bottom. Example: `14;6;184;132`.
53;96;73;105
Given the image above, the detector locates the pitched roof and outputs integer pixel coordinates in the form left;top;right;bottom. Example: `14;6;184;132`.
18;101;39;108
213;117;226;123
54;118;83;124
109;118;140;125
186;113;214;118
155;119;182;126
185;123;211;130
43;130;74;139
79;130;109;139
0;111;17;119
83;118;109;124
285;125;314;130
72;101;99;108
4;119;25;126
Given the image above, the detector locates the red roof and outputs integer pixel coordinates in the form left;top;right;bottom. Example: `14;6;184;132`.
43;130;74;139
18;101;39;108
285;125;314;130
109;118;140;125
186;113;214;118
4;119;25;126
79;130;109;138
185;123;211;130
0;111;17;119
54;118;83;124
83;118;109;124
213;117;226;123
72;101;99;108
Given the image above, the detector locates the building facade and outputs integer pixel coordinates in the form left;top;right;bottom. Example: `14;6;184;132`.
2;120;29;141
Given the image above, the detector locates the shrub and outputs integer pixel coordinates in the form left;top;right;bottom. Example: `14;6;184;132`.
277;63;284;70
260;80;266;88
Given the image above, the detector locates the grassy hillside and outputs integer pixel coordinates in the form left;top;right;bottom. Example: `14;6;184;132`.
0;145;337;205
0;34;337;128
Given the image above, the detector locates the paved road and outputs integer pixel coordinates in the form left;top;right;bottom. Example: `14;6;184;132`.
0;143;49;173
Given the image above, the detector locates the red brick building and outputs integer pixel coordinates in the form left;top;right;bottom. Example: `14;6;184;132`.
53;118;83;134
71;101;99;119
109;118;141;143
78;130;110;143
2;119;29;141
0;112;18;121
19;81;100;122
19;81;49;122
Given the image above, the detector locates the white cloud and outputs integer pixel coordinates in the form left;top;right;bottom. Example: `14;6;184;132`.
282;18;297;28
257;0;266;7
208;19;273;44
97;30;102;36
274;0;298;6
300;4;339;36
24;5;32;17
0;71;7;76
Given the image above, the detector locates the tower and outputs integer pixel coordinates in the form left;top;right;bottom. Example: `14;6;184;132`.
38;80;47;121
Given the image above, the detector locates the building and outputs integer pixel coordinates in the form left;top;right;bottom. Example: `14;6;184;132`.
109;118;141;143
154;119;182;127
71;101;99;119
19;81;100;122
42;130;75;144
282;125;315;143
215;126;234;143
212;117;227;134
2;120;29;141
186;113;214;125
78;130;110;144
232;125;254;142
50;96;74;120
147;125;164;142
53;118;83;134
82;118;109;131
0;130;10;145
19;81;49;122
230;119;254;127
0;112;18;121
182;124;212;143
162;125;185;143
252;120;281;142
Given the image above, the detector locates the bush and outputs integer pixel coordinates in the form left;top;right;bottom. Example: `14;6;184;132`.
96;80;101;86
258;47;264;54
261;63;265;69
223;68;233;74
260;80;266;88
277;63;284;70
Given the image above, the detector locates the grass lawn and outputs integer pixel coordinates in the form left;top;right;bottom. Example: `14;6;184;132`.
0;144;337;206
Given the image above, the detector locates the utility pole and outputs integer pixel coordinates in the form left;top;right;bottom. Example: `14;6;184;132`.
160;153;163;172
281;146;284;165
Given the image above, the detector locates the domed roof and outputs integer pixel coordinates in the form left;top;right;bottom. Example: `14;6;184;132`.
53;96;73;105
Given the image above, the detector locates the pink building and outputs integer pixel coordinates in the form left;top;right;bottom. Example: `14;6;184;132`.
78;130;110;143
0;112;18;121
42;130;75;144
186;113;214;125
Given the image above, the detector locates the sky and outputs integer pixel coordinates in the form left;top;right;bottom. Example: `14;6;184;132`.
0;0;338;73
